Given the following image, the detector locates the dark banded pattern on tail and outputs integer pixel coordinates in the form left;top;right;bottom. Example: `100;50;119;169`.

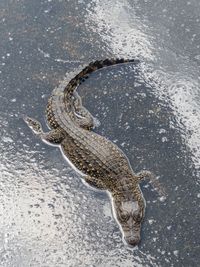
64;58;138;97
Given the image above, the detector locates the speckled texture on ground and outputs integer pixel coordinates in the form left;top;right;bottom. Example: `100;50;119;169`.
0;0;200;266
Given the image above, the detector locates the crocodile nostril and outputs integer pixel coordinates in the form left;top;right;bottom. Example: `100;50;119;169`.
125;236;140;247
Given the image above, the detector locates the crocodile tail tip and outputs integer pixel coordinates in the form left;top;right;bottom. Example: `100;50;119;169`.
114;58;140;65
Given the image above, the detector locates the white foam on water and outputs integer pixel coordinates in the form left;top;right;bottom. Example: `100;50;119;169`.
86;0;200;180
87;0;155;61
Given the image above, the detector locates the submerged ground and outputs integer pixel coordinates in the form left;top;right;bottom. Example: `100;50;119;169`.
0;0;200;266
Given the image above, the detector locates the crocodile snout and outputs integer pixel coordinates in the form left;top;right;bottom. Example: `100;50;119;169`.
124;235;140;247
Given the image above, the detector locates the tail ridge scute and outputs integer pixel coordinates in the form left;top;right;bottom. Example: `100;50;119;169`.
64;58;138;95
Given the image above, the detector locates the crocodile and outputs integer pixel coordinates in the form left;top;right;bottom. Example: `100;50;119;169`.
24;58;165;246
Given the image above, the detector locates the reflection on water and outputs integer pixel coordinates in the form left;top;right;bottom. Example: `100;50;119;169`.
87;0;200;177
0;0;200;266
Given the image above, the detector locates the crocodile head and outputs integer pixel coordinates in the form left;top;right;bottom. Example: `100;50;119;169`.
112;196;145;247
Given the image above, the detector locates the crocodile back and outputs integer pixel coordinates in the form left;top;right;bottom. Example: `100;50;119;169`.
60;128;134;187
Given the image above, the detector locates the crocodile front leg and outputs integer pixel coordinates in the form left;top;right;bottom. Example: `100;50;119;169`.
24;116;66;144
72;91;100;130
136;170;166;197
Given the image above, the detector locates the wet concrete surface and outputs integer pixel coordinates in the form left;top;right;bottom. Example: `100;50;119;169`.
0;0;200;266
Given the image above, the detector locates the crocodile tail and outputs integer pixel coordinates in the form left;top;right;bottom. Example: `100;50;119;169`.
64;58;139;96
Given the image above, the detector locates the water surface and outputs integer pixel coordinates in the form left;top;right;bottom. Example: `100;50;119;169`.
0;0;199;266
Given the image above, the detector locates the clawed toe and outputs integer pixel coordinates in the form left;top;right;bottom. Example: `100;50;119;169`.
23;116;43;134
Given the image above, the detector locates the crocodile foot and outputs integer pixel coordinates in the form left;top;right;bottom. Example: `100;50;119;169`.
136;170;167;198
23;116;43;135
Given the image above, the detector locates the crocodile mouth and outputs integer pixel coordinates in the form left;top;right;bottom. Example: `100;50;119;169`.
122;224;141;247
123;231;141;247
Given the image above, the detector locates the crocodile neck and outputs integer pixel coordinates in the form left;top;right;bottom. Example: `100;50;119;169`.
111;176;144;202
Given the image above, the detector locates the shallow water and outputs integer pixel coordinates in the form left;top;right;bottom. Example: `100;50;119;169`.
0;0;199;266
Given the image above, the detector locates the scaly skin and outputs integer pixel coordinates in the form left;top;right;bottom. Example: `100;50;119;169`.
24;58;165;246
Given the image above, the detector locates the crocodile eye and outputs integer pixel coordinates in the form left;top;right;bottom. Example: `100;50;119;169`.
118;211;130;222
133;211;143;223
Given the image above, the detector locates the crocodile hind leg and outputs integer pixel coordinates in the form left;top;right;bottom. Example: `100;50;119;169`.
24;116;66;144
136;170;166;197
72;91;100;130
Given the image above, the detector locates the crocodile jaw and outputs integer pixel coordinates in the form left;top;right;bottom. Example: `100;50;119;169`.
122;221;141;246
